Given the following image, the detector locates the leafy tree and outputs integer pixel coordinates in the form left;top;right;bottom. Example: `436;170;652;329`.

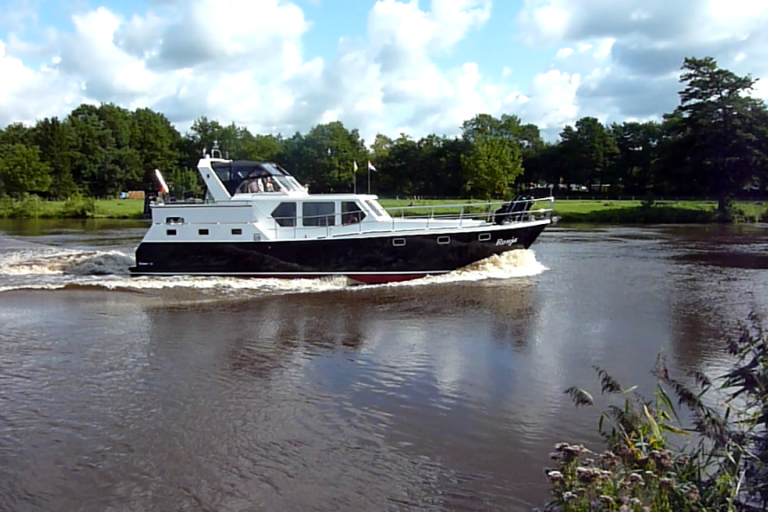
461;136;523;199
34;116;78;199
0;144;52;198
669;56;768;217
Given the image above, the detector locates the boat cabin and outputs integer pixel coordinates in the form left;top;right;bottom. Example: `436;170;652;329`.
211;160;306;196
145;148;399;242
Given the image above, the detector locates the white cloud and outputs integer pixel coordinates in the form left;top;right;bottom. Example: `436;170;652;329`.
0;0;767;144
515;0;768;134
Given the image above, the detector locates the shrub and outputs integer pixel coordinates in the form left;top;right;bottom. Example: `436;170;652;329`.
62;194;96;218
540;311;768;511
0;196;17;218
16;194;43;218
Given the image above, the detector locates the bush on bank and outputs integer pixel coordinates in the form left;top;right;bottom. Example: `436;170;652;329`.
538;312;768;511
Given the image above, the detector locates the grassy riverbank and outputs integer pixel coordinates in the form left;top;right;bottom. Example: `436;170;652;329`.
1;196;766;223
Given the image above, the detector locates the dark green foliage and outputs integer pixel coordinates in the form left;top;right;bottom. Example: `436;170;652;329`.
544;312;768;511
0;56;766;205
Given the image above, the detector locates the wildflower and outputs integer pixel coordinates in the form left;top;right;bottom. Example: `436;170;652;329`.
549;452;561;461
546;470;564;483
599;451;621;470
576;466;601;484
659;477;673;490
650;449;674;470
562;491;577;502
598;495;614;505
624;473;645;489
684;484;701;502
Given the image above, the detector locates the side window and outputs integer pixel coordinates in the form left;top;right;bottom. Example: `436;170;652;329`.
342;202;366;225
303;202;336;226
271;202;296;227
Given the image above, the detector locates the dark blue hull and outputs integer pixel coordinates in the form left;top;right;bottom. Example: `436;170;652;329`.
128;222;549;283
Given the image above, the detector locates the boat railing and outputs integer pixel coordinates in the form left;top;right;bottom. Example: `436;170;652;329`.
382;196;555;227
268;196;555;240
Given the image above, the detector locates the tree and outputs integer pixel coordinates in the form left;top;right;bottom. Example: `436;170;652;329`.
670;56;768;217
34;117;78;199
0;144;52;198
132;108;182;189
461;136;523;199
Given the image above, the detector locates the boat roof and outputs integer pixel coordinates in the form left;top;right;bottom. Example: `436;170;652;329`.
232;192;379;201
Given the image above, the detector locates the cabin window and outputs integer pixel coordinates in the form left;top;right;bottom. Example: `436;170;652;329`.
232;228;243;235
199;229;209;235
166;229;177;236
479;233;491;241
342;202;366;225
165;217;184;224
437;236;450;245
303;202;335;227
392;238;406;247
271;202;297;227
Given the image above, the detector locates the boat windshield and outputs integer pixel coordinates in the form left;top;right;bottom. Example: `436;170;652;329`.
365;199;386;217
233;171;306;194
274;176;304;192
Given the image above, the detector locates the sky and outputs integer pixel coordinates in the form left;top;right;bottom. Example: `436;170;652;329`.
1;0;767;143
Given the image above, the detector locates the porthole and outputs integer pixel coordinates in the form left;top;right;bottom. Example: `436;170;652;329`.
232;228;243;235
479;233;491;242
166;229;177;236
437;236;450;245
199;228;209;235
392;238;406;247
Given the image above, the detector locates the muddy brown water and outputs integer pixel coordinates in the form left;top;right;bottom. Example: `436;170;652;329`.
1;219;767;511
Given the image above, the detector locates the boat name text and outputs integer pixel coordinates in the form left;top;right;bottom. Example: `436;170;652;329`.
495;237;518;246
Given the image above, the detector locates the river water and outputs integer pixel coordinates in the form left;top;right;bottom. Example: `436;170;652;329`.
1;219;767;511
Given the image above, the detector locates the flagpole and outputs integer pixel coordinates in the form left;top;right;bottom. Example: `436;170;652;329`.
367;167;371;195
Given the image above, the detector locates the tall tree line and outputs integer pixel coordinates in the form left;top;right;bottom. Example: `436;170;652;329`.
1;57;767;211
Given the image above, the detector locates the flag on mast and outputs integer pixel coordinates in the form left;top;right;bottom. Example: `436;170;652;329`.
367;161;377;172
154;169;169;195
354;161;358;171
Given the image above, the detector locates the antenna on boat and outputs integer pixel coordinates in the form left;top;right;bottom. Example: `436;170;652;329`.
211;140;222;159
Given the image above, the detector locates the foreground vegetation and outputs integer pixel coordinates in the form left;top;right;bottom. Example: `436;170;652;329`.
1;197;766;224
0;56;767;222
538;311;768;511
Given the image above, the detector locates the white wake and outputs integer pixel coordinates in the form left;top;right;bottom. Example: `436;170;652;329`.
0;245;547;295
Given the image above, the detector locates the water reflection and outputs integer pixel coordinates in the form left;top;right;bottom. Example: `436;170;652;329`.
662;224;768;377
129;280;544;510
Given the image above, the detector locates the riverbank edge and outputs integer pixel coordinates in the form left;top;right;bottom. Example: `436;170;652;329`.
1;198;766;223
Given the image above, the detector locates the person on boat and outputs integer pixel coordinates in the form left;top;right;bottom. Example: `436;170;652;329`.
247;179;263;193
